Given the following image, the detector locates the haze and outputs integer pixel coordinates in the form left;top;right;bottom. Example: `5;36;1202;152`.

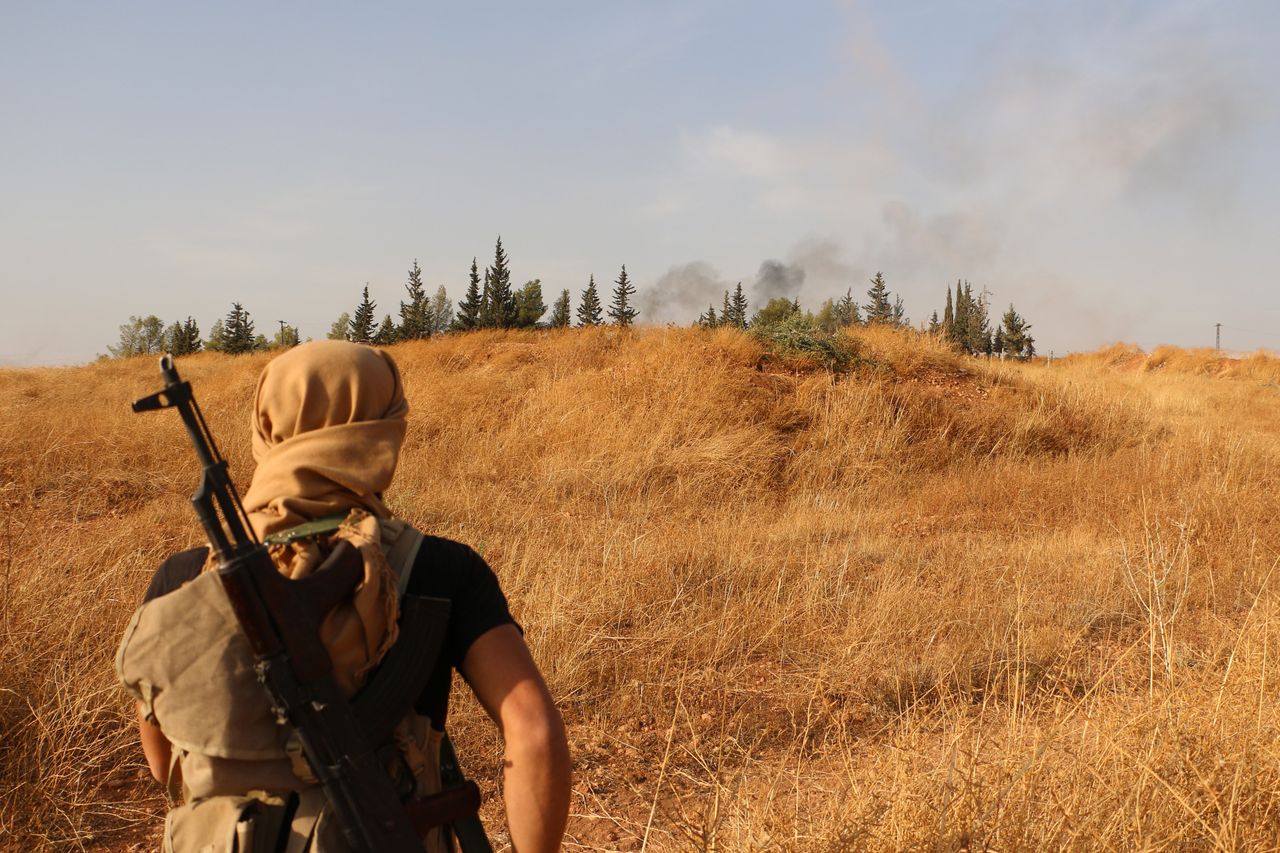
3;1;1278;365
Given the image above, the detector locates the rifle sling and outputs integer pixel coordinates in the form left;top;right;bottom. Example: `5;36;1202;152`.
351;593;451;746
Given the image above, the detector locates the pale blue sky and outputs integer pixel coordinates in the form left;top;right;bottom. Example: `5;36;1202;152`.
3;1;1278;364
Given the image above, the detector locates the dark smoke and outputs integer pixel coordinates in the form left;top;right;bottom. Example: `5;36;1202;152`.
637;261;729;324
751;259;805;305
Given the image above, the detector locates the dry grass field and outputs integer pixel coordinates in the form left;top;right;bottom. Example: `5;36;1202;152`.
3;326;1280;851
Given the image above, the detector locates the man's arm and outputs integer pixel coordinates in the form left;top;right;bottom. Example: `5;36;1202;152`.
461;624;571;853
138;703;171;784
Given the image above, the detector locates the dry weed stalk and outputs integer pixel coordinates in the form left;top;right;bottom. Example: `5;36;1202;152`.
1;328;1279;850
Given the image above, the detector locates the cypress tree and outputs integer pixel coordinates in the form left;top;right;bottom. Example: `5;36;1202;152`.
455;258;483;330
943;286;954;337
548;289;572;328
399;259;431;339
348;285;377;343
951;280;970;349
577;275;603;326
607;265;638;327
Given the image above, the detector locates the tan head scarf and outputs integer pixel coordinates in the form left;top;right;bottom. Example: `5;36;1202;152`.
238;340;410;695
243;339;409;536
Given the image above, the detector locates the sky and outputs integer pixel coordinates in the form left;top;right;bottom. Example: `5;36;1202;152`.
2;0;1279;365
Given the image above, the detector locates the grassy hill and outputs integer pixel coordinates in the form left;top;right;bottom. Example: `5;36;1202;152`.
3;326;1279;850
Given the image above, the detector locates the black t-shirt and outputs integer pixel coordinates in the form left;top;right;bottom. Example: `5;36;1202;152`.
143;535;516;728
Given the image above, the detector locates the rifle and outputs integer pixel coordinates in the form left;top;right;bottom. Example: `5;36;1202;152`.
133;354;487;852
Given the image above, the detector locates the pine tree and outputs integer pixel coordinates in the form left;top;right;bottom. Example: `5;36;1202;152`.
222;303;257;354
327;312;351;341
832;288;860;327
928;310;941;334
348;285;377;344
607;265;638;326
892;295;906;325
548;289;571;328
864;272;894;324
162;320;182;355
455;259;483;331
428;286;453;334
515;279;546;328
183;316;202;353
399;259;431;339
698;303;720;328
998;304;1035;359
577;275;603;326
967;283;992;355
375;314;398;345
721;291;732;325
163;321;187;356
727;282;749;328
486;236;516;328
161;320;185;356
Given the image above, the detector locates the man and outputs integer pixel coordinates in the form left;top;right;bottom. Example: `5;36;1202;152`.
119;340;570;851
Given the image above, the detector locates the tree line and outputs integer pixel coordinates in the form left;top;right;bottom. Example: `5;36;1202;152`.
698;272;1035;359
107;237;640;358
107;239;1033;361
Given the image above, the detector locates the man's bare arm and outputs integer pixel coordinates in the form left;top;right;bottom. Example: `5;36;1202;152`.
138;703;171;784
462;624;571;853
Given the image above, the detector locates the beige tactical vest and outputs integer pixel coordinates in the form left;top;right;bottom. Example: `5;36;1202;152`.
116;520;450;853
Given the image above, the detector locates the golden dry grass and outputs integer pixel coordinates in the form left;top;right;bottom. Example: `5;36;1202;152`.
2;327;1279;851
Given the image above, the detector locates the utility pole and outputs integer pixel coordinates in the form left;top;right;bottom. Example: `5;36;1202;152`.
1215;322;1221;351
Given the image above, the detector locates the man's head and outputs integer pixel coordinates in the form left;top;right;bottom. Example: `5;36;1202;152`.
242;340;410;537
